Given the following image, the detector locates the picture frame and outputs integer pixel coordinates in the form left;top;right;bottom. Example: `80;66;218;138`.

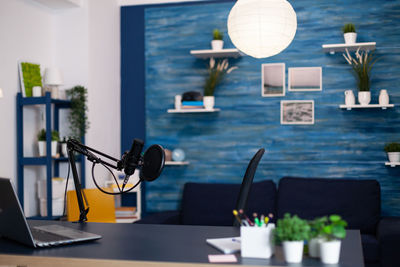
281;100;314;125
288;67;322;92
261;63;285;97
18;61;42;97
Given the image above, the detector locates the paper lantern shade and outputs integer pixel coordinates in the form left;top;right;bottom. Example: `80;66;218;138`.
227;0;297;59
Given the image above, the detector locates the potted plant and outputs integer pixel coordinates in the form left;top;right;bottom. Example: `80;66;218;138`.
66;85;89;139
342;23;357;44
211;29;224;50
37;129;60;157
203;58;237;110
343;48;377;105
384;142;400;163
274;213;310;263
319;215;347;264
308;216;328;258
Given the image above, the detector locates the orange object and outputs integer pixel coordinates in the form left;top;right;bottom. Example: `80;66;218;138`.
67;188;116;223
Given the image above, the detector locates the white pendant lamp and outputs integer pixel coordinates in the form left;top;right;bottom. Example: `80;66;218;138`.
227;0;297;59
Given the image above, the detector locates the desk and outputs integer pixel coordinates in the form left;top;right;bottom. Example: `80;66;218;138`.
0;220;364;267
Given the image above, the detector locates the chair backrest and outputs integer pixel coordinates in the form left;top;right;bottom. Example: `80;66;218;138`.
67;188;116;223
234;148;265;225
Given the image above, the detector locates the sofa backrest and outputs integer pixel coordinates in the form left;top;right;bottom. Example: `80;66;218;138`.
181;180;277;226
276;177;381;235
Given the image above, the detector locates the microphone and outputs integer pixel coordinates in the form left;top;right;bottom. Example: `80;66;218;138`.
121;139;144;190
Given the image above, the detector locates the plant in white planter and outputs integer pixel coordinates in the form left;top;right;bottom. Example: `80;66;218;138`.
342;23;357;44
274;213;310;263
384;142;400;163
308;216;328;258
203;58;237;110
343;48;377;105
211;29;224;50
37;129;60;157
319;215;347;264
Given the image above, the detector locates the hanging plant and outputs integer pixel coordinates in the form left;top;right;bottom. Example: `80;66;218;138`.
66;85;89;139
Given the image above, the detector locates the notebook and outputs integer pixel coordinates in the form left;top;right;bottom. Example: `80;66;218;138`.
206;237;241;254
0;177;101;248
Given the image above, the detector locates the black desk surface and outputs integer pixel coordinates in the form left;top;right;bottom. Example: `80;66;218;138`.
0;220;364;267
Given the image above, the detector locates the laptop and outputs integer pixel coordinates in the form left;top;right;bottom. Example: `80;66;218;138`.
0;177;101;248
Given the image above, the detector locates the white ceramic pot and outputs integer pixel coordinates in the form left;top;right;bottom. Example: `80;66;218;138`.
174;95;182;110
61;143;68;157
387;152;400;163
344;32;357;44
211;40;224;50
320;240;341;264
379;89;389;105
344;90;355;106
308;237;323;258
51;141;58;157
38;141;46;157
358;91;371;105
282;241;304;263
203;96;215;110
32;86;42;97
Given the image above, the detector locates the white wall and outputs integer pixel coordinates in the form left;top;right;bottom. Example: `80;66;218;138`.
0;0;120;216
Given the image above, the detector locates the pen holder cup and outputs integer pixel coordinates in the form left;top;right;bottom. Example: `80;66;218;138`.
240;224;275;259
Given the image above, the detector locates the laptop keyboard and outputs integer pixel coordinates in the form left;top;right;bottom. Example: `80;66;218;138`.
30;227;71;244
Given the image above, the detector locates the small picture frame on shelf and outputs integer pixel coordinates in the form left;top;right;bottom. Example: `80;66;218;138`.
18;61;43;97
261;63;285;97
288;67;322;92
281;100;314;125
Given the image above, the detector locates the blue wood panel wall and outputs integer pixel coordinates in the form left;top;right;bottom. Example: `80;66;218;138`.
140;0;400;215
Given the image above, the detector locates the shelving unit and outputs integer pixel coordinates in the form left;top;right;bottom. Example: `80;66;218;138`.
17;92;85;219
322;42;376;54
190;48;242;59
385;162;400;167
339;104;394;110
165;161;189;166
167;108;220;113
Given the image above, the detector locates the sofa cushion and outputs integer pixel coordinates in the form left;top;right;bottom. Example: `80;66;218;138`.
276;177;381;235
181;180;276;226
362;234;380;263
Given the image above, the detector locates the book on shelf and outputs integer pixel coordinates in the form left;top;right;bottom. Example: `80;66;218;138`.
181;101;204;109
115;206;136;217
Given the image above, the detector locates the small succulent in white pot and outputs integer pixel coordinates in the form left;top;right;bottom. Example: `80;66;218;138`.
342;23;356;44
211;29;224;50
384;142;400;163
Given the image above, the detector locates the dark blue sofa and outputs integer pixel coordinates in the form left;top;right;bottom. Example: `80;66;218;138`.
136;177;400;267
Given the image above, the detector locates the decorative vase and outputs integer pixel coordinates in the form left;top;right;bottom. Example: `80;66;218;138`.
358;91;371;105
308;237;323;258
38;141;46;157
211;40;224;50
344;90;355;106
203;96;215;110
379;89;389;105
344;32;357;44
282;241;304;263
172;149;185;162
387;152;400;163
320;240;341;264
51;141;58;157
174;95;182;110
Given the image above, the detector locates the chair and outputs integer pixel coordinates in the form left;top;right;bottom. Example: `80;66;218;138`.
67;188;116;223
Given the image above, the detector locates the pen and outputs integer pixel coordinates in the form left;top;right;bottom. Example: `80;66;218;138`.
232;210;242;225
239;209;254;226
253;213;261;227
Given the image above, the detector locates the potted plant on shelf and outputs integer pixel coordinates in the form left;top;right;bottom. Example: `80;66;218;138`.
319;214;347;264
343;48;377;105
274;213;310;263
308;216;328;258
342;23;357;44
203;58;237;110
384;142;400;163
66;85;90;139
37;129;60;157
211;29;224;50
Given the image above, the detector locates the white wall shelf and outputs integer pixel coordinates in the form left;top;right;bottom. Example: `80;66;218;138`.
165;161;189;166
385;162;400;167
322;42;376;54
190;49;242;59
168;108;220;113
339;104;394;110
32;0;82;9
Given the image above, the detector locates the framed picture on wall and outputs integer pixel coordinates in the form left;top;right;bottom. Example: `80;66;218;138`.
288;67;322;91
281;100;314;125
261;63;285;97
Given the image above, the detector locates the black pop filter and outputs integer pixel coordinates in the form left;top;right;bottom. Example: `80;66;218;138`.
140;145;165;182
